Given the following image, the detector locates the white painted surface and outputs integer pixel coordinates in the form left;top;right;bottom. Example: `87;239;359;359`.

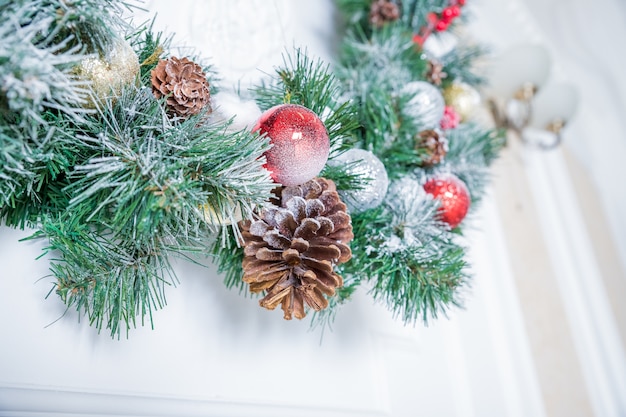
2;0;625;415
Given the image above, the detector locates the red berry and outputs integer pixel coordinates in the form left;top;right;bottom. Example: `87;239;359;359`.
451;5;461;17
442;7;455;20
458;0;466;5
435;19;449;31
427;12;439;24
412;34;425;46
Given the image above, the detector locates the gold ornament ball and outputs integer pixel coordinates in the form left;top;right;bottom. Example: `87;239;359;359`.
202;201;244;226
74;39;140;108
442;82;481;122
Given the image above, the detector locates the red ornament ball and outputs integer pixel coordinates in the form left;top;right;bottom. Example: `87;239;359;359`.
253;104;330;186
423;174;470;228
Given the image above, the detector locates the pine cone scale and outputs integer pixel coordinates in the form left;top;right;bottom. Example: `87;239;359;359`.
304;244;341;262
301;288;328;311
302;257;333;273
262;229;291;249
255;247;283;261
290;237;310;253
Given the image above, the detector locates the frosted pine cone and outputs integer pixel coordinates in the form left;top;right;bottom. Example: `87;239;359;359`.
150;57;211;117
370;0;401;27
240;178;353;320
416;129;448;166
425;60;447;86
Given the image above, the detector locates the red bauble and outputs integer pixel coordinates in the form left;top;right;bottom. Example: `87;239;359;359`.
423;174;470;228
253;104;330;186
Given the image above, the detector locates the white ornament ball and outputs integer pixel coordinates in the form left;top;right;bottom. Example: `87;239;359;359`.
210;90;262;132
330;149;389;213
400;81;445;130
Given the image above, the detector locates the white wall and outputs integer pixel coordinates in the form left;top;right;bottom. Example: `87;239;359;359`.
1;0;625;416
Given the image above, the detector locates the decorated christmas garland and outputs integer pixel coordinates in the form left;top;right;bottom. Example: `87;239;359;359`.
0;0;504;337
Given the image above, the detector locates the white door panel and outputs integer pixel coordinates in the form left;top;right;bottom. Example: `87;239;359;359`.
0;1;547;416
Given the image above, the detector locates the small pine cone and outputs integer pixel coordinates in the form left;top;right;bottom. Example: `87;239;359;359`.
150;57;211;117
240;178;353;320
370;0;401;28
425;60;447;86
416;129;448;166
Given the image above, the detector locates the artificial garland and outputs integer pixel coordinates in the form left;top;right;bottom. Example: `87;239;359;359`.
0;0;504;337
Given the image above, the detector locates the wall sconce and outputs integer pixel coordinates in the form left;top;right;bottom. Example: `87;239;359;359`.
486;44;578;150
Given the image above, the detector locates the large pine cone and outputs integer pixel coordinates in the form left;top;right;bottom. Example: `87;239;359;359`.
150;57;211;117
240;178;353;320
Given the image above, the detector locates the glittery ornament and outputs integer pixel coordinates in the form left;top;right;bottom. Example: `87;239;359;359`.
253;104;330;187
440;105;461;130
329;149;389;213
423;174;470;228
400;81;445;130
442;82;481;122
73;39;139;108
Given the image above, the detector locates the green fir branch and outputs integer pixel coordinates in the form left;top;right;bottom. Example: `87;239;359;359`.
337;26;428;152
37;215;177;338
345;178;469;323
253;48;359;154
440;124;505;204
441;43;488;88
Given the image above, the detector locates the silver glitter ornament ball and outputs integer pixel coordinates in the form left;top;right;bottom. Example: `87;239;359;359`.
330;149;389;213
399;81;445;130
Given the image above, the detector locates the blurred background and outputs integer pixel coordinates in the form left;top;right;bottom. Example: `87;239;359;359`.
0;0;624;416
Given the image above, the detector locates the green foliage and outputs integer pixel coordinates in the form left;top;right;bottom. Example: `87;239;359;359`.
36;215;178;338
342;184;467;324
1;0;505;337
1;2;275;335
337;26;430;155
253;48;359;155
307;0;504;330
441;43;489;88
1;0;134;55
442;124;506;204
